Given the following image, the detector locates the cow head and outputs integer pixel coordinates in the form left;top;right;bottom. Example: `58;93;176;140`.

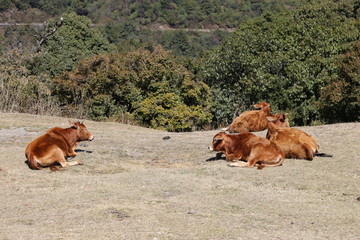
267;113;290;128
209;132;226;151
254;101;270;109
69;120;94;142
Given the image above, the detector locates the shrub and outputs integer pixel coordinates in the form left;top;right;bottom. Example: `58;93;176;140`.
53;46;212;131
0;49;60;115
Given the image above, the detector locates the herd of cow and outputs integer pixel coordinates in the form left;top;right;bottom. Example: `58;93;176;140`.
209;101;331;169
24;101;331;171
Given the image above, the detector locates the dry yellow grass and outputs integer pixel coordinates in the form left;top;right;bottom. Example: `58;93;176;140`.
0;112;359;240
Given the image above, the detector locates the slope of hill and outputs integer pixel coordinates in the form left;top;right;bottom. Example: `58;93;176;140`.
0;113;359;239
0;0;299;27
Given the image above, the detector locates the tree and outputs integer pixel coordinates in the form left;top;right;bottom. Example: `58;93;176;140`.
29;11;115;77
319;41;360;123
200;0;359;126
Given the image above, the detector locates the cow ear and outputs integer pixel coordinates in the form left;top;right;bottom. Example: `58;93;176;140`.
266;116;276;122
68;120;79;129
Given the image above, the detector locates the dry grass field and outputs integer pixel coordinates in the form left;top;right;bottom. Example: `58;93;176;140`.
0;112;359;240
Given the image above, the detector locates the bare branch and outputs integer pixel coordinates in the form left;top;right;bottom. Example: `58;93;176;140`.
36;17;64;52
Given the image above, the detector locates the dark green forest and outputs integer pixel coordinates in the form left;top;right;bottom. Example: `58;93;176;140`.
0;0;359;131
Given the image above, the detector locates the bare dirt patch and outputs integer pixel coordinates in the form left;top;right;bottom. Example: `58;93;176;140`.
0;112;359;240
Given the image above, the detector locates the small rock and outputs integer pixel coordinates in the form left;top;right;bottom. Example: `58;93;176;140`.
162;136;171;140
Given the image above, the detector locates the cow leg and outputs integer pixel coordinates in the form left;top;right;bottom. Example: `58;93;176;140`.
66;147;77;158
228;154;258;168
53;151;83;168
229;159;257;168
61;160;83;167
303;143;314;161
225;153;242;162
227;161;248;167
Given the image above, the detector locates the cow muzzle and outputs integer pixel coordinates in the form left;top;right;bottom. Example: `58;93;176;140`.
88;135;94;141
208;145;214;151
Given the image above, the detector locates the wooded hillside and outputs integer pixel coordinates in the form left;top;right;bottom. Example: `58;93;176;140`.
0;0;359;131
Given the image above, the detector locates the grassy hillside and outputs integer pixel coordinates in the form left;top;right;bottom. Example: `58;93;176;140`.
0;113;359;239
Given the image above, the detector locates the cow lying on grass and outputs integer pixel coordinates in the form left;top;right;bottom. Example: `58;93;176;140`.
266;116;331;160
223;101;274;133
209;132;285;169
25;121;94;170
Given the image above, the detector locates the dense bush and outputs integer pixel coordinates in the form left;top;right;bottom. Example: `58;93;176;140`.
53;46;212;131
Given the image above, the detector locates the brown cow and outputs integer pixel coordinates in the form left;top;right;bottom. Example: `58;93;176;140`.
208;132;285;169
223;101;273;133
25;121;94;170
266;118;317;160
266;115;320;155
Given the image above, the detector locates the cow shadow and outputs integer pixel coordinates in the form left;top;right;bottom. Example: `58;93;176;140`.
75;149;93;154
206;153;226;162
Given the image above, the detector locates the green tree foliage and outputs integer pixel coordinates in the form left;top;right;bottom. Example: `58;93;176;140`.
1;1;299;58
104;25;232;57
98;0;299;57
99;0;298;28
2;25;37;51
53;46;212;131
0;0;12;12
319;41;360;123
1;0;359;130
29;12;115;77
200;0;359;126
0;0;96;15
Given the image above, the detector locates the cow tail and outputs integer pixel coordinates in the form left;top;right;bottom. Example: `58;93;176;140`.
26;153;42;170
